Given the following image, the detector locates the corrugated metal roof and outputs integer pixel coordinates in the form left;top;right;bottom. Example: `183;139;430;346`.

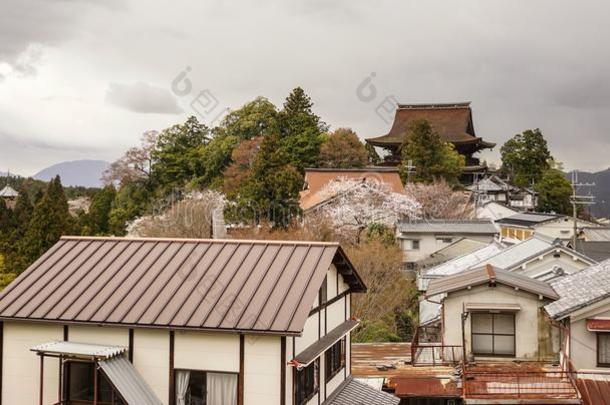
0;236;365;335
99;356;163;405
426;265;559;300
292;319;359;367
418;238;489;269
577;377;610;405
423;242;504;278
398;219;497;235
545;259;610;319
485;235;558;269
581;227;610;242
322;377;400;405
31;340;126;359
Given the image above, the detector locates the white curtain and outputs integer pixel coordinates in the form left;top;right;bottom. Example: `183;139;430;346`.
176;370;191;405
207;373;237;405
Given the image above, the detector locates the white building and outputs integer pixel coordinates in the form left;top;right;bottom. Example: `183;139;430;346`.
0;236;398;405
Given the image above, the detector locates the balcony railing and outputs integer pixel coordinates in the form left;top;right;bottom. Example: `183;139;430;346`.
410;325;463;366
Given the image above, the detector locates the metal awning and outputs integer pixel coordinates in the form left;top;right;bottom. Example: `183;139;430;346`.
291;319;359;368
99;356;163;405
465;303;522;312
31;341;126;359
587;318;610;332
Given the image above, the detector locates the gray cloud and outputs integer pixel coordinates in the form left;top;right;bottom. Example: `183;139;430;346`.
105;82;183;114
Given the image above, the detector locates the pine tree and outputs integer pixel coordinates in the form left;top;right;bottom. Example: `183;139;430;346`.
278;87;327;171
82;185;116;235
11;176;74;274
399;119;465;184
501;129;552;187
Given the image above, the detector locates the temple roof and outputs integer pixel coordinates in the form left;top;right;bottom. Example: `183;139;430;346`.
366;102;495;149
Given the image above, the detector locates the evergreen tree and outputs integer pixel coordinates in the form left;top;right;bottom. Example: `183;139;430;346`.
399;119;465;184
11;176;74;274
501;129;552;188
278;87;327;171
82;185;117;235
535;168;573;214
366;143;382;166
151;116;211;191
214;97;279;140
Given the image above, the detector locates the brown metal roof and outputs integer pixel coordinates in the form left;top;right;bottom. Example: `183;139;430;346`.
292;319;359;367
0;236;365;335
426;264;559;300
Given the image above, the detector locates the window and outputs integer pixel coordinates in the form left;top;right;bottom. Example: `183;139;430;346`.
471;313;515;357
65;361;125;404
296;359;319;405
175;370;237;405
411;240;420;250
325;339;345;382
319;276;327;305
597;333;610;367
436;237;453;244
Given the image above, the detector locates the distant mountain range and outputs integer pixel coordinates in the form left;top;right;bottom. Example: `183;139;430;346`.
566;168;610;219
33;160;110;188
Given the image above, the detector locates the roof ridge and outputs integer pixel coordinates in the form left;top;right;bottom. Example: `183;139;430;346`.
60;235;340;246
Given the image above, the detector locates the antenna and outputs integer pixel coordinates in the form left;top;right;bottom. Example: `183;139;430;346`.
571;170;596;247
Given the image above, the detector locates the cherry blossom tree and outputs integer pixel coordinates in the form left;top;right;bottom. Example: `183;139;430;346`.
311;177;421;243
405;179;474;219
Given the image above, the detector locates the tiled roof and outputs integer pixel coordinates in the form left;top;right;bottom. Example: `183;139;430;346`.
0;236;366;335
427;265;559;300
365;102;495;149
545;259;610;319
322;377;400;405
397;219;497;235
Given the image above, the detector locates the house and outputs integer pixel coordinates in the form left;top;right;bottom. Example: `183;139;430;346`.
396;219;498;269
467;176;512;205
545;259;610;372
0;185;18;209
496;212;599;243
299;167;405;212
426;265;560;361
365;102;496;184
0;236;400;405
570;240;610;262
475;201;519;223
416;237;490;270
508;188;538;211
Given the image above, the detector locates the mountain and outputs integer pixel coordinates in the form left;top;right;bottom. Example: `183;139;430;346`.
566;169;610;219
33;160;110;188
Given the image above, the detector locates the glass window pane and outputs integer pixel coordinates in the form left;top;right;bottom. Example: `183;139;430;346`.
494;314;515;334
599;334;610;364
472;313;493;334
472;334;493;354
69;362;94;401
494;335;516;355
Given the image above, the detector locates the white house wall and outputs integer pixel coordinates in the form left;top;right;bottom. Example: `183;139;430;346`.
2;321;62;405
400;233;495;263
568;299;610;371
245;335;281;405
174;330;239;372
443;284;551;360
69;324;129;346
512;253;590;279
133;328;170;405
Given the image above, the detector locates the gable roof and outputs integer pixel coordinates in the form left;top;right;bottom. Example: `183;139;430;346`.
476;201;519;222
424;242;504;278
418;238;490;269
397;219;497;235
545;259;610;319
0;236;365;336
0;185;18;198
426;264;559;300
365;102;495;149
496;213;565;227
300;168;405;211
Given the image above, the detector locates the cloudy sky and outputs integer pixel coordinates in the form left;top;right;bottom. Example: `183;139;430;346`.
1;0;609;176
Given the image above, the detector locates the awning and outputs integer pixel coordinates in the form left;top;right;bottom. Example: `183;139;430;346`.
587;318;610;332
465;303;521;312
31;341;126;359
322;377;399;405
99;356;163;405
291;319;359;368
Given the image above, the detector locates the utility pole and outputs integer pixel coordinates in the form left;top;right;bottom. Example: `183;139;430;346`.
571;170;596;247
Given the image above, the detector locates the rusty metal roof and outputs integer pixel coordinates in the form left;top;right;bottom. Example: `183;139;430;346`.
0;236;365;335
577;377;610;405
426;264;559;300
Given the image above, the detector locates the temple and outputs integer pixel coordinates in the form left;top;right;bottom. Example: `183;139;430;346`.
366;102;495;182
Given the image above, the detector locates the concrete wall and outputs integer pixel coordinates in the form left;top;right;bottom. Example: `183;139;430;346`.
442;284;554;360
511;252;590;279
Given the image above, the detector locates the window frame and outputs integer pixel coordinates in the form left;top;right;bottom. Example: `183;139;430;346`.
295;359;319;405
324;338;346;383
64;360;125;404
471;312;516;357
597;332;610;368
173;368;239;405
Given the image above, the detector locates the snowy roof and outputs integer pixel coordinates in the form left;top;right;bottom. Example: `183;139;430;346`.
397;219;497;235
545;259;610;319
424;242;504;278
0;186;18;198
